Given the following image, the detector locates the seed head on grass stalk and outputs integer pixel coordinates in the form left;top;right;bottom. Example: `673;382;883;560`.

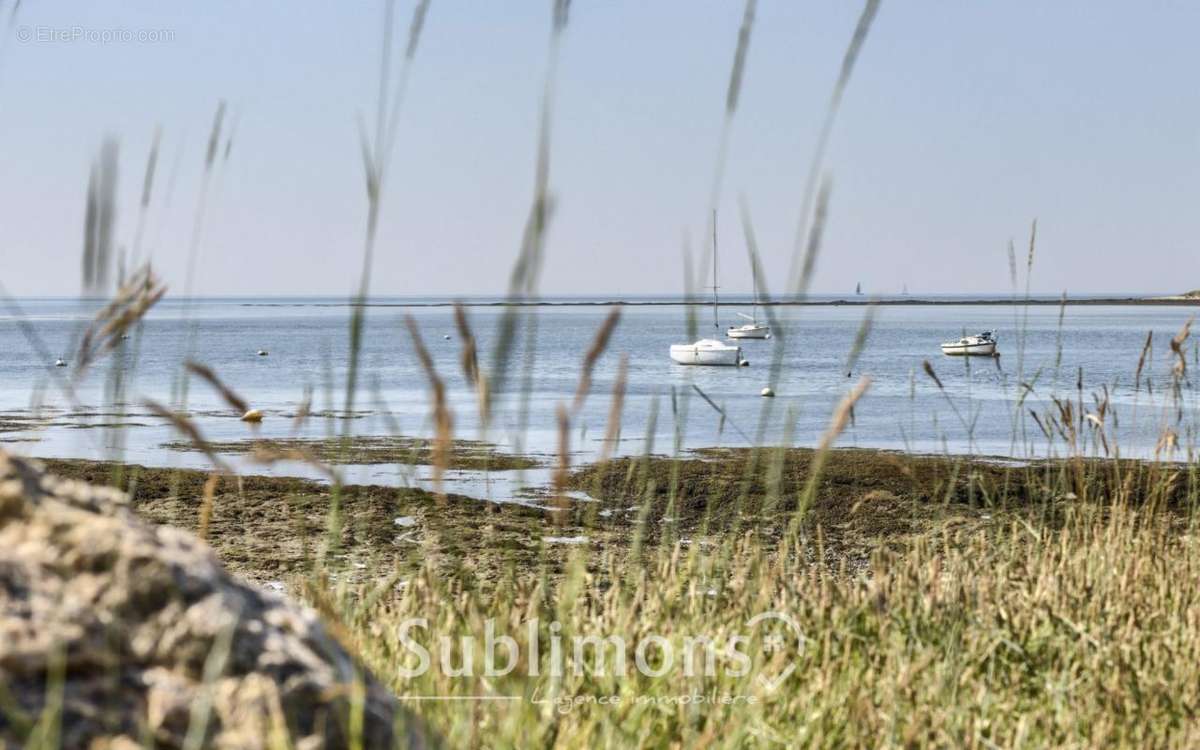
786;0;881;292
184;360;249;415
404;315;451;499
796;179;831;301
1170;318;1193;380
791;377;870;529
344;0;432;426
197;473;219;541
921;358;974;444
765;179;833;391
181;100;225;303
221;109;240;164
175;100;230;411
1012;219;1038;388
484;1;569;425
74;265;166;376
736;195;780;341
737;195;794;442
553;403;571;522
682;233;698;343
759;8;870;445
143;399;232;474
128;125;161;267
453;303;478;386
844;301;877;375
703;0;757;235
81;137;119;298
453;302;492;430
686;0;758;352
597;354;629;465
572;307;621;413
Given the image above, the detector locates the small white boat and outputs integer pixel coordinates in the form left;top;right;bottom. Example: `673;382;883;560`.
940;331;997;356
670;338;743;366
728;314;770;340
727;248;770;339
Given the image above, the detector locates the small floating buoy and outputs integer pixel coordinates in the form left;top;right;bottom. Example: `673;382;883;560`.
761;387;775;397
240;409;264;423
739;359;750;367
443;334;451;340
54;359;67;367
257;350;268;357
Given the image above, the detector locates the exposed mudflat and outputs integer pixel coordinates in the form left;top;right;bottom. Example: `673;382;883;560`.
40;458;597;592
33;446;1196;591
160;434;544;470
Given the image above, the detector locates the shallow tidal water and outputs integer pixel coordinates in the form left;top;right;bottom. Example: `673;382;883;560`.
2;296;1199;498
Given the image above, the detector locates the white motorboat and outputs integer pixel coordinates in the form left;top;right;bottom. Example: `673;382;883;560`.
940;331;997;356
669;338;743;366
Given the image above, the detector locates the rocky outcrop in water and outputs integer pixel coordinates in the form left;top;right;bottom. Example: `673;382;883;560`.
0;451;432;749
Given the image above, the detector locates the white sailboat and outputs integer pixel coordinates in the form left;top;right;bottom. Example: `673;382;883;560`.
670;211;743;366
727;314;769;339
669;337;744;365
727;258;770;339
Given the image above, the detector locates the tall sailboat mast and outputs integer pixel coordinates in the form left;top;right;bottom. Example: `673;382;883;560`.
711;209;720;329
751;255;759;325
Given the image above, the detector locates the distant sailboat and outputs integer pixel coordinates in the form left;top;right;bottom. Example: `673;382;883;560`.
855;282;862;295
669;211;743;366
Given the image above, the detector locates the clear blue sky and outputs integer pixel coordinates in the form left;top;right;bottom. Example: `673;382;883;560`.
0;1;1197;297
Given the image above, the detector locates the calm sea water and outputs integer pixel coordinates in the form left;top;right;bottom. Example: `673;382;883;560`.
2;297;1198;494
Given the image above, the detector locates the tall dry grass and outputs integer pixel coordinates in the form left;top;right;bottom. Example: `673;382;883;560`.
11;0;1200;747
311;475;1200;748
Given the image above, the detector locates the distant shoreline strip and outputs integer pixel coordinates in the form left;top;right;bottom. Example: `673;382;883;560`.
241;297;1200;308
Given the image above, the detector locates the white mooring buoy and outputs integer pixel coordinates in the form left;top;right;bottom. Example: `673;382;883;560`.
760;387;775;397
257;350;268;357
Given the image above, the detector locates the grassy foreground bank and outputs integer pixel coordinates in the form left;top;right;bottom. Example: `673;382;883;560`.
35;446;1200;747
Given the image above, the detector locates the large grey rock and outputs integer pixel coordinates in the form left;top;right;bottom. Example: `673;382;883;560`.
0;451;433;749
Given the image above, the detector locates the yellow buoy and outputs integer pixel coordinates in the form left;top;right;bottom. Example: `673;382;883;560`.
241;409;264;423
